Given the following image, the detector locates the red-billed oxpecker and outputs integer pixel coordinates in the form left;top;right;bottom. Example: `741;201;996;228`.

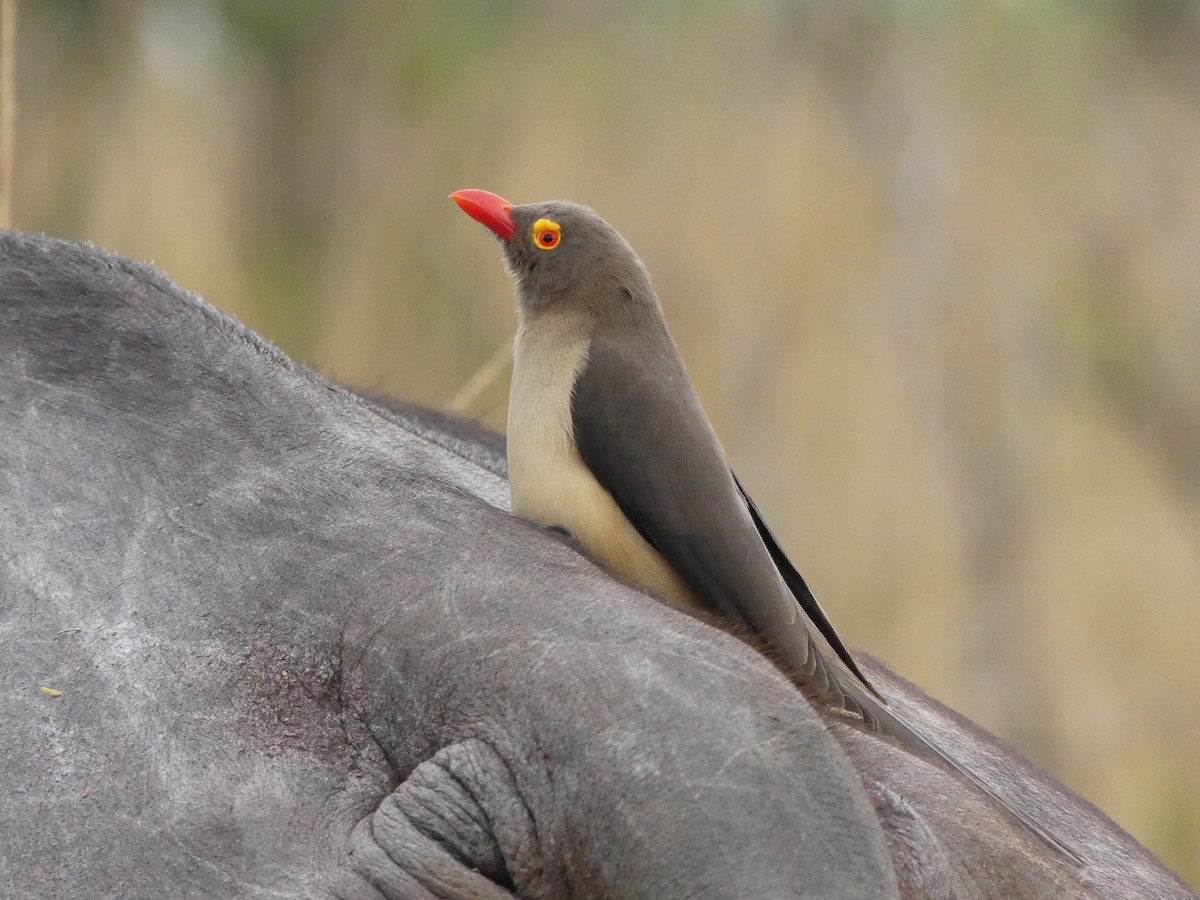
450;188;1079;864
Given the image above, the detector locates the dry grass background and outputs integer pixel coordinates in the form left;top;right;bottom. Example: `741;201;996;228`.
12;0;1200;885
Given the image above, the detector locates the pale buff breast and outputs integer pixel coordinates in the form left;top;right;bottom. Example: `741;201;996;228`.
507;310;700;610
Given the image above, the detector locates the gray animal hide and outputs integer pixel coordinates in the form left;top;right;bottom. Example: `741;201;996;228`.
0;231;1192;900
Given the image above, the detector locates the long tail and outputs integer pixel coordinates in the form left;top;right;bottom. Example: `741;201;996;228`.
838;682;1084;866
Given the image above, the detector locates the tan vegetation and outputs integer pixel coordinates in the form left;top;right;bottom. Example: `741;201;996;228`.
12;1;1199;885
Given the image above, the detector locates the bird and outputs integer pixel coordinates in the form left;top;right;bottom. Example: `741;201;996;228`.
450;187;1080;864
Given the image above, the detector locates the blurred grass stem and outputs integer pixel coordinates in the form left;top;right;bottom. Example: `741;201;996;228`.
0;0;14;228
449;334;513;416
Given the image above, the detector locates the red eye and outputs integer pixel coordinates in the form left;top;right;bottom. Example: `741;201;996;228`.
532;218;561;250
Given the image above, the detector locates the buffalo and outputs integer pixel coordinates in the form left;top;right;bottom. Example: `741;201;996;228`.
1;231;1193;898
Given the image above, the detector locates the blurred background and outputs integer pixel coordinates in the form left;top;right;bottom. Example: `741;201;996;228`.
11;0;1200;884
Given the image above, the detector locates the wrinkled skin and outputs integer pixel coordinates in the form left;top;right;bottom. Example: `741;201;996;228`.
0;232;1193;899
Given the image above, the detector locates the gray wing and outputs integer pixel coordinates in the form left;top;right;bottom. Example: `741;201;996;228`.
570;331;870;703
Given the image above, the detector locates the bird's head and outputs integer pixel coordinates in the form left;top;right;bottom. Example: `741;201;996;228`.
451;189;655;318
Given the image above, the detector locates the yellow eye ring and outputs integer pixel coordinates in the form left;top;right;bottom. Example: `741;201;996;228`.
532;219;562;250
